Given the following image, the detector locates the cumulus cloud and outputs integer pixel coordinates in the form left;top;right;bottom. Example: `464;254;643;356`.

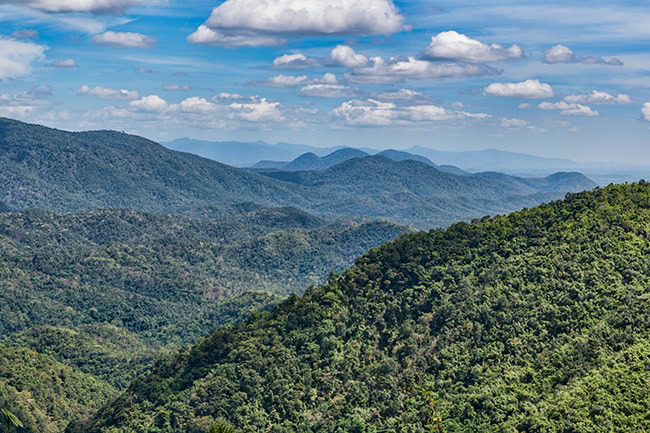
271;53;321;69
500;117;530;129
642;103;650;122
538;101;599;116
163;83;192;91
10;29;39;40
129;95;168;112
346;56;499;84
518;103;532;109
0;38;46;80
332;98;488;127
48;58;77;68
328;45;370;67
93;31;156;48
78;84;139;100
299;84;358;98
543;44;623;66
563;90;634;105
189;0;405;47
423;31;523;63
226;98;285;122
483;79;554;98
0;0;141;13
0;84;52;118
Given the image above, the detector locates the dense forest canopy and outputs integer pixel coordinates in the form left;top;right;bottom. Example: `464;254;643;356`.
74;183;650;433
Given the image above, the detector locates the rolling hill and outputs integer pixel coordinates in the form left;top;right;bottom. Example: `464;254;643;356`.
258;155;597;227
75;182;650;433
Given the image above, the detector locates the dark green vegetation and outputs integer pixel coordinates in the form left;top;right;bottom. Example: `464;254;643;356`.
77;183;650;433
1;118;596;228
259;156;597;227
0;207;407;344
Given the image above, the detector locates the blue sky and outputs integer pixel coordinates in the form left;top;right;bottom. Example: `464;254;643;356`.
1;0;649;164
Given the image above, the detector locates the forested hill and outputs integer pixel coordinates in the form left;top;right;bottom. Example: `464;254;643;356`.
77;182;650;433
0;118;312;213
260;155;597;227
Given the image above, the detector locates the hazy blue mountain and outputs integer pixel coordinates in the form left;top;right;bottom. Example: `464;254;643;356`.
252;148;467;173
408;146;649;184
163;138;379;167
0;201;9;212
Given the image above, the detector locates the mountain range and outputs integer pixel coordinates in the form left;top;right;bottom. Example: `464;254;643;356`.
0;118;596;228
165;137;648;185
252;148;469;175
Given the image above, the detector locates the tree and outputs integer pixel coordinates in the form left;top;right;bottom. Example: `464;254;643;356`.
1;408;23;432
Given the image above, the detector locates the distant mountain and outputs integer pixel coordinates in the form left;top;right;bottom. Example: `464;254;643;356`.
163;137;346;167
258;155;597;227
408;146;649;184
252;148;467;175
0;118;314;214
79;182;650;433
0;200;9;212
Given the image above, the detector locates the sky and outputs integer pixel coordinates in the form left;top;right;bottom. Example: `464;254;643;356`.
0;0;649;164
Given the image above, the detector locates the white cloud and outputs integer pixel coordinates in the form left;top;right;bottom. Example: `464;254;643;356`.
299;84;358;98
271;53;320;69
129;95;168;113
543;44;622;66
423;31;523;63
500;117;530;129
642;103;650;122
372;89;426;102
563;90;634;105
163;83;192;91
518;103;532;109
93;31;156;49
0;85;52;118
0;37;46;80
227;98;284;122
332;98;488;127
252;74;310;87
213;92;245;100
538;101;599;116
484;79;554;98
171;96;221;114
328;44;369;67
346;56;499;84
78;84;139;100
0;0;140;13
190;0;406;47
187;25;282;47
48;58;77;68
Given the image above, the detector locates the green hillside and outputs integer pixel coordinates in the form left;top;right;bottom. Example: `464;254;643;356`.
0;208;407;346
76;182;650;433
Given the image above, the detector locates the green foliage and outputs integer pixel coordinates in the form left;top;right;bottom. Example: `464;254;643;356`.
207;418;236;433
78;183;650;433
0;208;406;346
2;408;23;432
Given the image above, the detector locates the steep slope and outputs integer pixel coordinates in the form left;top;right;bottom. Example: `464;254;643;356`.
0;208;408;345
261;156;597;227
77;182;650;433
0;118;312;213
377;149;437;166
